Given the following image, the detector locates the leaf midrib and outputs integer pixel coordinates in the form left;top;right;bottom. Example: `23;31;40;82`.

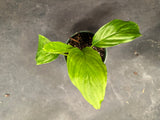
93;23;139;46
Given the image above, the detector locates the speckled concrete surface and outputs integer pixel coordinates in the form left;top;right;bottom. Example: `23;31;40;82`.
0;0;160;120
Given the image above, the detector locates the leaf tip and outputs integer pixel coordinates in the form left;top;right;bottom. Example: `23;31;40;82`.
36;63;41;65
135;33;142;39
38;34;43;37
35;61;40;65
35;59;40;65
139;33;142;37
93;103;101;110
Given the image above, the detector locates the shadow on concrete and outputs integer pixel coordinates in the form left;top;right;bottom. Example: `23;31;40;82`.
70;2;120;34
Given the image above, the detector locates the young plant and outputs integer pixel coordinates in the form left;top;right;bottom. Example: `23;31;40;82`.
35;19;141;109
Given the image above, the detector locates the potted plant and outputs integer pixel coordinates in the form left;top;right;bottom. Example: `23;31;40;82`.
35;19;141;109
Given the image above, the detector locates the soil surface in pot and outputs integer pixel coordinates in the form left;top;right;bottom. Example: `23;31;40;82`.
67;32;106;62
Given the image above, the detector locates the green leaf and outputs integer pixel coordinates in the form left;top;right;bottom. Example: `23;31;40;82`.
67;47;107;109
43;42;73;55
35;35;59;65
92;19;142;48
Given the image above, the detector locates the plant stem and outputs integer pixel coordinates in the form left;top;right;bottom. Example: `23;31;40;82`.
90;45;94;48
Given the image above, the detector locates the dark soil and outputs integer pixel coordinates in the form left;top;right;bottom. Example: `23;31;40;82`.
67;32;106;62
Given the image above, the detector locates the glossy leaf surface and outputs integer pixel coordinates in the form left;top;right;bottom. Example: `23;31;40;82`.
35;35;59;65
43;42;73;54
67;47;107;109
92;19;142;48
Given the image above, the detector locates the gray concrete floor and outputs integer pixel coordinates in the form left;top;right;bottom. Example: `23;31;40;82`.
0;0;160;120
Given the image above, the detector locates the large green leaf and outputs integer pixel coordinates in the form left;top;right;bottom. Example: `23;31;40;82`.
35;35;59;65
67;47;107;109
43;42;73;55
92;19;142;48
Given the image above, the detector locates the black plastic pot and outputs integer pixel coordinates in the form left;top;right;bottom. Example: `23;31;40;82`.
64;31;107;63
